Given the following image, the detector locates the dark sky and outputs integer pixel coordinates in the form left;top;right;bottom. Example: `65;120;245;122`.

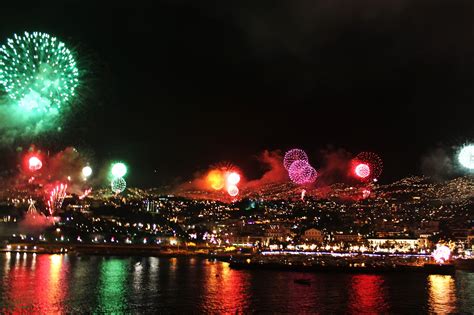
1;0;474;187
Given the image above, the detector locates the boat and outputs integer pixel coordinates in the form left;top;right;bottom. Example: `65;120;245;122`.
294;278;311;285
423;263;455;275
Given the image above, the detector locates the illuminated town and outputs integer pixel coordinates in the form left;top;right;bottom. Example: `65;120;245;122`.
2;170;473;272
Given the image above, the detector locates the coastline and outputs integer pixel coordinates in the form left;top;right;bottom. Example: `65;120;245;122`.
3;242;473;275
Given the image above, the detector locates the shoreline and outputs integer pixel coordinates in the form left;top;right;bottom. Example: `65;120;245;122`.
3;242;473;274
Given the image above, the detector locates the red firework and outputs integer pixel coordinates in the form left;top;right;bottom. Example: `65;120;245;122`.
23;149;44;172
351;152;383;181
79;188;92;200
28;156;42;171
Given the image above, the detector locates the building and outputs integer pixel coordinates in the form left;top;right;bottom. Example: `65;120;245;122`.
368;238;420;252
144;199;159;213
333;233;362;244
228;235;271;247
265;225;291;241
468;234;474;251
303;228;324;243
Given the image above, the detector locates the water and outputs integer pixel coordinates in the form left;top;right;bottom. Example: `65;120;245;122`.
0;253;473;314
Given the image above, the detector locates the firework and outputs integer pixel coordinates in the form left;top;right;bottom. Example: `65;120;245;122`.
432;244;451;264
226;171;240;186
111;177;126;194
301;189;306;201
0;32;79;113
458;144;474;170
47;183;67;215
353;152;383;180
206;169;225;190
354;163;371;179
27;199;39;215
288;160;312;185
82;166;92;178
303;166;318;184
28;156;42;171
283;149;308;170
361;188;371;199
79;188;92;200
111;162;127;178
213;161;238;172
227;184;239;197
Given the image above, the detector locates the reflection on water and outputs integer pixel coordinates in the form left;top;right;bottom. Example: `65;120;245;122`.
349;275;388;313
2;254;69;313
202;260;250;313
0;253;472;313
96;259;129;313
428;275;456;314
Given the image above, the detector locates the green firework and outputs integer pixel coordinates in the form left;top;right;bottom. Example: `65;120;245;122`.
111;177;126;194
0;31;79;114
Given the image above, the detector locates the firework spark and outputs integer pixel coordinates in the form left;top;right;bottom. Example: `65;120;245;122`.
111;177;126;194
458;144;474;170
0;32;79;113
354;163;371;179
226;171;241;185
353;152;383;181
82;166;92;178
28;156;42;171
227;184;239;197
301;189;306;201
432;244;451;264
284;149;308;170
111;162;127;178
79;188;92;200
206;169;225;190
289;160;312;185
47;183;67;215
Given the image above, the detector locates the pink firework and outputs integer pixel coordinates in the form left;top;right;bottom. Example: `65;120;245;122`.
47;183;67;215
289;160;314;185
284;149;308;170
302;166;318;184
227;185;239;197
432;245;451;264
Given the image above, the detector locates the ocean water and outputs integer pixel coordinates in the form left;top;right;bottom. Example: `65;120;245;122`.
0;253;472;314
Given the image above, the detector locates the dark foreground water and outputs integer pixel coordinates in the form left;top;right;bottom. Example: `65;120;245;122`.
0;253;473;314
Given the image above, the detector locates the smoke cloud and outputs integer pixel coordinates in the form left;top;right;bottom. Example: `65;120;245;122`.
244;150;287;188
421;147;454;181
0;98;61;146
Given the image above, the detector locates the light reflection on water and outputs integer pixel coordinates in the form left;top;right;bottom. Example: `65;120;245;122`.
428;275;456;315
0;253;472;313
349;275;388;313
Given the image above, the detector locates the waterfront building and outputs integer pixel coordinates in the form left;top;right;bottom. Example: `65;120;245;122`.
303;228;324;243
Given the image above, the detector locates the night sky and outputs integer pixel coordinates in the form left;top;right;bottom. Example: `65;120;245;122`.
1;0;474;187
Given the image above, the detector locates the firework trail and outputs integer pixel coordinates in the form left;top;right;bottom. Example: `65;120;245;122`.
47;183;67;215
